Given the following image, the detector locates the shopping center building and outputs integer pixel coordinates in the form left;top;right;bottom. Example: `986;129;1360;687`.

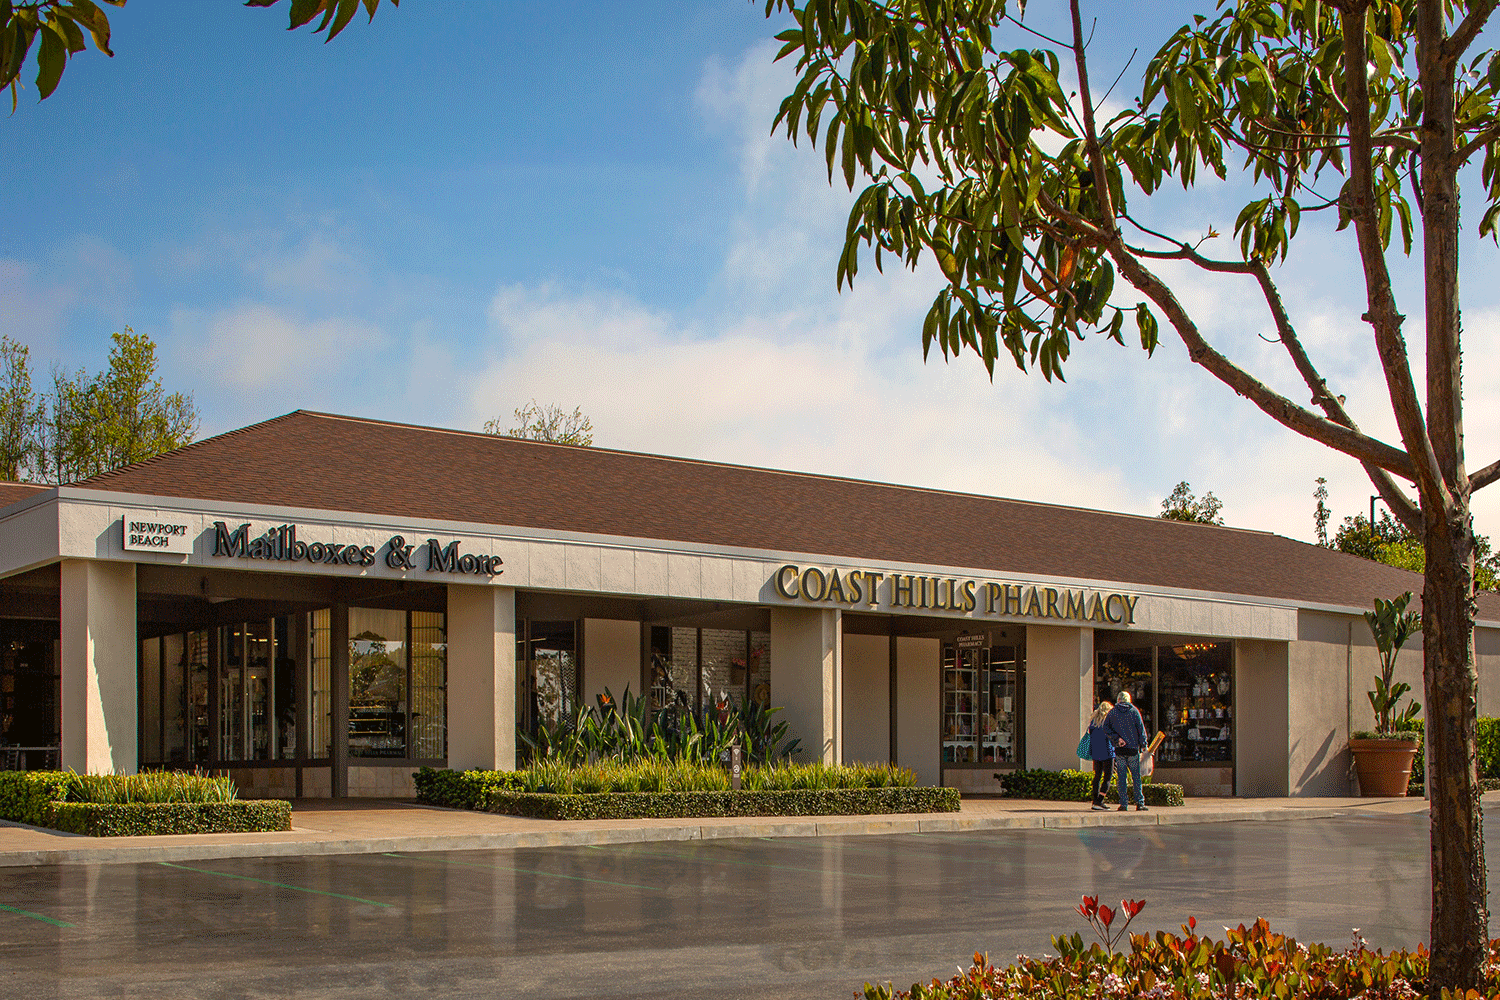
2;410;1497;798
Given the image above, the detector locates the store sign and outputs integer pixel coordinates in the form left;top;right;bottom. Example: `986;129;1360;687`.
210;522;503;576
122;515;192;553
771;564;1141;625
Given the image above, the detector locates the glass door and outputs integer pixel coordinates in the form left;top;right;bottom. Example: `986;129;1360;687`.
942;642;982;764
981;645;1019;764
218;625;245;760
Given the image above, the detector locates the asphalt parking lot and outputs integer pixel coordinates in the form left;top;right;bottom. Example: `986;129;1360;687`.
3;810;1494;1000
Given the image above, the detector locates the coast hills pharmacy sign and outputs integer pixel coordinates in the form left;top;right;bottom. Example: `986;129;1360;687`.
772;563;1141;625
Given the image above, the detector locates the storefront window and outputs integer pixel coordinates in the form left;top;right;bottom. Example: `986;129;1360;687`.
310;610;331;759
982;643;1019;763
410;611;446;759
2;638;59;770
1157;642;1232;763
520;620;578;741
942;641;981;764
186;631;209;762
1096;648;1154;738
163;633;186;762
648;626;695;712
348;608;408;758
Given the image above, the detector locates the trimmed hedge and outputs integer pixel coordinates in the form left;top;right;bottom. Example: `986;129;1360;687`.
0;771;291;837
480;786;960;820
0;771;70;826
48;801;292;837
996;768;1185;807
412;767;524;809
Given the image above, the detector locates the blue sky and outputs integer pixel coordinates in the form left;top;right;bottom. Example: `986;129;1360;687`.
4;1;1498;547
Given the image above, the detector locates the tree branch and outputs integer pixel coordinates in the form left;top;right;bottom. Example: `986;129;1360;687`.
1473;458;1500;492
1445;0;1500;66
1337;5;1450;505
1248;261;1422;532
1456;121;1500;163
1069;0;1117;228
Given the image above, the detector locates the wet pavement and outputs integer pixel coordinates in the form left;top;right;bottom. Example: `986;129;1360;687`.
5;809;1497;999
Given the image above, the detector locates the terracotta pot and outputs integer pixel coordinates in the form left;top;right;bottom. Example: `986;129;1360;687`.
1349;737;1420;797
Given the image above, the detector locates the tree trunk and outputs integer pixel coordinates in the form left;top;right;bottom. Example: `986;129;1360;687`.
1424;513;1487;996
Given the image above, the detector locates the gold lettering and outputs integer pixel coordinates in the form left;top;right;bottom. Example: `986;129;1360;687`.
1121;594;1140;625
961;580;977;612
865;572;884;607
1024;587;1044;617
1087;593;1107;622
1104;594;1125;624
847;571;864;605
933;578;949;610
1044;588;1061;618
826;570;848;604
984;582;1000;614
893;575;915;608
1004;584;1023;616
775;565;801;599
801;567;828;602
918;576;930;609
1063;590;1086;619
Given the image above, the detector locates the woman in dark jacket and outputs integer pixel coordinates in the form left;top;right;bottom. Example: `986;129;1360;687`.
1086;701;1114;810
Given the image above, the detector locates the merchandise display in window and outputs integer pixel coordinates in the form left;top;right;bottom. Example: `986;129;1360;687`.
1158;642;1233;763
943;635;1023;766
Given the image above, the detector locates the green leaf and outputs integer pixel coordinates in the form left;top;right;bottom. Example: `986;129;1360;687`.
287;0;323;30
34;20;65;99
1136;304;1159;356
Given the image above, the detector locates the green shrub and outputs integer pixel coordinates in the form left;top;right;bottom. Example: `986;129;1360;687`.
997;768;1183;806
859;917;1499;999
412;767;524;809
0;771;70;826
64;770;236;804
48;801;290;836
481;787;959;820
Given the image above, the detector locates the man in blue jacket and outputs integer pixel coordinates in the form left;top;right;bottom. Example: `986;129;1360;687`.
1103;691;1149;811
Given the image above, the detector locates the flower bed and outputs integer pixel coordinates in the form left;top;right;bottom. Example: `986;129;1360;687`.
415;761;960;819
996;768;1184;806
860;908;1500;999
0;771;290;837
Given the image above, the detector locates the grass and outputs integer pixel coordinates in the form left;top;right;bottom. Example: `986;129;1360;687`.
63;770;238;804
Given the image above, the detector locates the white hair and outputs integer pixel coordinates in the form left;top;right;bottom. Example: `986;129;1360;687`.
1117;691;1132;704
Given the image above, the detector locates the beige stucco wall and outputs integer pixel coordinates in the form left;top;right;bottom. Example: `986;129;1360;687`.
1289;610;1424;796
770;606;841;763
1478;625;1500;718
59;558;138;774
583;618;640;708
841;633;890;765
446;584;517;771
1024;624;1094;772
1235;639;1290;796
895;636;940;786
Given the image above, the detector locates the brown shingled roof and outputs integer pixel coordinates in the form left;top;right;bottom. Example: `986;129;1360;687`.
0;482;47;508
72;410;1500;617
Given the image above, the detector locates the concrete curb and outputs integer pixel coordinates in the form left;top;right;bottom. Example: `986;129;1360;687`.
0;802;1424;868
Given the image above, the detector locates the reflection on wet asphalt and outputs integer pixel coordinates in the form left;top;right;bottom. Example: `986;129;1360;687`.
4;811;1496;999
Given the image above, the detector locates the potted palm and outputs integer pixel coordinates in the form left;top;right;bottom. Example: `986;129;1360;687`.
1349;592;1422;797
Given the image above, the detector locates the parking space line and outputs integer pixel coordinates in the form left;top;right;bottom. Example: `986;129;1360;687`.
155;862;393;907
381;852;666;891
0;903;74;928
588;843;888;880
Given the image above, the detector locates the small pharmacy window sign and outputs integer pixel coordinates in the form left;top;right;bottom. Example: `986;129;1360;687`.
122;515;192;554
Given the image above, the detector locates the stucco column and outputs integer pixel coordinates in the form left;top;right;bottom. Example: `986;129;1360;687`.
770;606;841;763
1024;624;1093;771
446;584;516;771
60;559;138;775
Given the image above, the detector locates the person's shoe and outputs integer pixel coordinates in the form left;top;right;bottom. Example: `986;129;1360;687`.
1091;803;1108;811
1117;805;1128;811
1136;805;1149;812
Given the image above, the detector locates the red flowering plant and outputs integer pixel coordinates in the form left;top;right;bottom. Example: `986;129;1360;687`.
1076;894;1146;953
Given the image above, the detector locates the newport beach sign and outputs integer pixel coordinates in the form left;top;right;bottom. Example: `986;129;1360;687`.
772;564;1141;625
211;521;503;577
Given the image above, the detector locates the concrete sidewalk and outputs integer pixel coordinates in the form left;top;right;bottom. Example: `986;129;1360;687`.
0;792;1465;868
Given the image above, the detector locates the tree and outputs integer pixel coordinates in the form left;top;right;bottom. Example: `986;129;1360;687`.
1;0;393;109
1314;477;1332;546
0;335;36;481
766;0;1498;990
1333;508;1500;590
1159;481;1225;524
486;401;594;447
4;329;199;484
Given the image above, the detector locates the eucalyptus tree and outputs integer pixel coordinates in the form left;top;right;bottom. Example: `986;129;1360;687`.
765;0;1499;992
